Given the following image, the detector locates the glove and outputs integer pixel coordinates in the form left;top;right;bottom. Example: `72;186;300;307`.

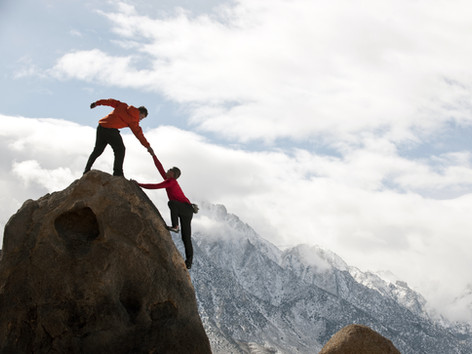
90;102;97;109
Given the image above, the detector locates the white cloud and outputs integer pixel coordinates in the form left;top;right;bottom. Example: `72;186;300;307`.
48;0;472;145
50;49;153;88
12;160;74;191
0;115;94;168
13;56;42;79
69;29;83;37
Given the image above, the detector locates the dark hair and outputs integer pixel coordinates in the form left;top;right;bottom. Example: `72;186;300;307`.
138;106;148;117
171;167;181;179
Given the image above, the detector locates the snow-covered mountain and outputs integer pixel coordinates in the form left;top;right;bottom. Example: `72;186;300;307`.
173;202;472;353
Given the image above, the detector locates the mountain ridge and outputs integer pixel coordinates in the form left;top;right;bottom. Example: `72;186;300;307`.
185;202;472;353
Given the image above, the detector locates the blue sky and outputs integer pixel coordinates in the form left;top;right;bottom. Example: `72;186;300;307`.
3;0;472;323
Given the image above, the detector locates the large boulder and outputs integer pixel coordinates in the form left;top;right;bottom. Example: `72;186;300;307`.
319;324;401;354
0;170;211;353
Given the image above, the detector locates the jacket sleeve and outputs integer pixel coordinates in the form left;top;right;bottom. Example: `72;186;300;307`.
94;99;121;108
128;122;150;148
152;155;167;180
138;180;171;190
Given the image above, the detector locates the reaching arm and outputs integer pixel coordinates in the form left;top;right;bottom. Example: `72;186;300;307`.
128;121;151;148
138;180;172;190
151;154;167;180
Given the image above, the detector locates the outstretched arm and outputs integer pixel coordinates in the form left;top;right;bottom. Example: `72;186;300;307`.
151;154;167;180
131;154;167;189
90;99;120;109
128;121;151;149
138;180;171;190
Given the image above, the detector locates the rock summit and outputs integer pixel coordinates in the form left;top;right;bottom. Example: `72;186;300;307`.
0;170;211;353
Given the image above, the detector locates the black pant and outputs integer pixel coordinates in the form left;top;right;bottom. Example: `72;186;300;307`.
168;200;194;262
84;125;125;176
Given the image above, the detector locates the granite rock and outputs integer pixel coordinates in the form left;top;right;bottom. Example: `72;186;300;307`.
319;324;401;354
0;170;211;353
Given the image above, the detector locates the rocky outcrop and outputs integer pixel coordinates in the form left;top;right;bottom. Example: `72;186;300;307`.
319;324;400;354
0;170;211;353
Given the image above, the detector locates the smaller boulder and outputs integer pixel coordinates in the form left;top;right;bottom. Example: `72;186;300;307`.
320;324;401;354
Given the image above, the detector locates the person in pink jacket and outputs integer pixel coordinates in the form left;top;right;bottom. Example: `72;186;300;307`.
137;153;198;269
84;98;154;176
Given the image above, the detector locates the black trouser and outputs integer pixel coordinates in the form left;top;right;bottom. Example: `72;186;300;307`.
84;125;125;176
168;200;194;262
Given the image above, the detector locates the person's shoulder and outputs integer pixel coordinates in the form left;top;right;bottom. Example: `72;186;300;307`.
127;105;140;119
116;100;129;107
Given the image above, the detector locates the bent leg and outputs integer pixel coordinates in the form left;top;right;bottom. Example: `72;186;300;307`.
167;200;180;228
168;201;194;267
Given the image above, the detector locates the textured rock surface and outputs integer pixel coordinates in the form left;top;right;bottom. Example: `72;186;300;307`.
0;170;211;353
319;324;401;354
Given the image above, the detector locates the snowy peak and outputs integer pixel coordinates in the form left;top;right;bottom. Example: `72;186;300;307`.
193;201;283;265
349;268;429;318
186;202;472;353
194;202;438;316
282;243;349;274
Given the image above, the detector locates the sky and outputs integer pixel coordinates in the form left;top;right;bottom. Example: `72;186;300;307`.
3;0;472;323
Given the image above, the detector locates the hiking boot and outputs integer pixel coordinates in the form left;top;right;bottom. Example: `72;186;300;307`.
166;225;179;233
185;259;192;269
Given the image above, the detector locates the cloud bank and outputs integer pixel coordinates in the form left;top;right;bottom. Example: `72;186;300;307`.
48;0;472;145
2;115;472;323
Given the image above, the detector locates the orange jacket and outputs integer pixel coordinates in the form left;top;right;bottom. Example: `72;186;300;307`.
96;99;150;148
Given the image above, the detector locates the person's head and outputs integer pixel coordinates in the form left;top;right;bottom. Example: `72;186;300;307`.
138;106;148;120
166;167;181;179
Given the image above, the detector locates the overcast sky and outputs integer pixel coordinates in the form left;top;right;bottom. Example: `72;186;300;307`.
3;0;472;323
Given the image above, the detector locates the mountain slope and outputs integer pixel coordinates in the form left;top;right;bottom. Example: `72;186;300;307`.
179;202;472;353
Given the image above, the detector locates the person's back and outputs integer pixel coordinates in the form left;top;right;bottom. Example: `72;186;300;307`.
98;99;141;129
83;98;154;176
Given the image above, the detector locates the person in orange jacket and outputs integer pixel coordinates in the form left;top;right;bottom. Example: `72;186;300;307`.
84;99;154;176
